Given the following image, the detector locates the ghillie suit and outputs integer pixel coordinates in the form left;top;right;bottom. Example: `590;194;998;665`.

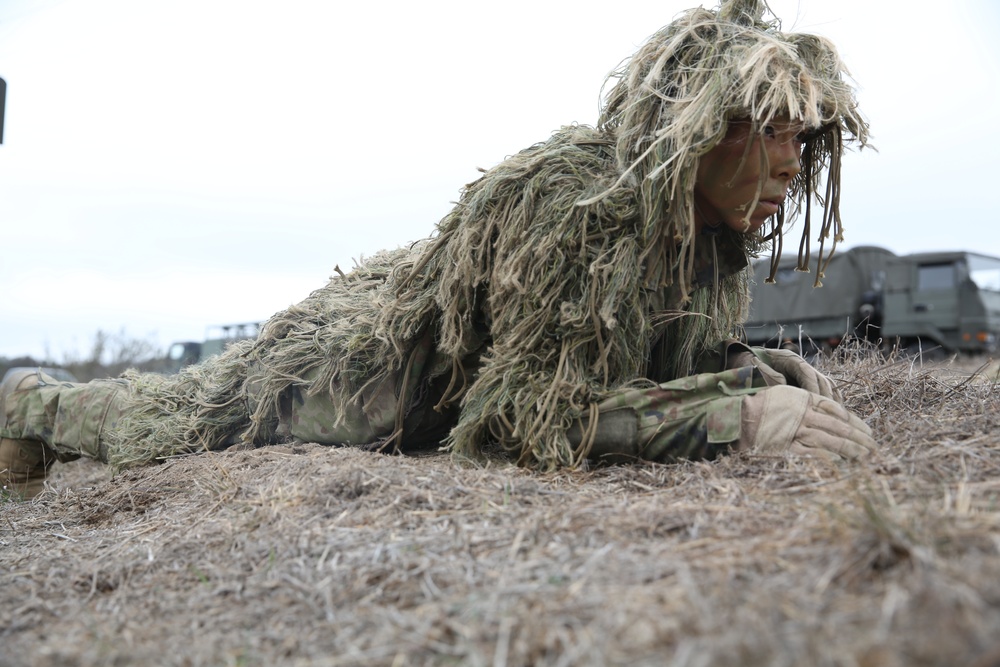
2;0;870;485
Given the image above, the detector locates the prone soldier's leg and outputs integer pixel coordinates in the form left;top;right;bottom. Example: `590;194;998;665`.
0;369;125;499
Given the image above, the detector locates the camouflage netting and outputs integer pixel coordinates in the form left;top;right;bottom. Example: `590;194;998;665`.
105;0;869;471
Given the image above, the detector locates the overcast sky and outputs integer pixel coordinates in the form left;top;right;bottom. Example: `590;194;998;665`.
1;0;998;362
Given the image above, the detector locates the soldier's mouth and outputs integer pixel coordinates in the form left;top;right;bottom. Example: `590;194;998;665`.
759;200;781;215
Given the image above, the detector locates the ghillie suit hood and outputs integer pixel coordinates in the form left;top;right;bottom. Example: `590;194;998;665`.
106;0;868;472
596;0;869;290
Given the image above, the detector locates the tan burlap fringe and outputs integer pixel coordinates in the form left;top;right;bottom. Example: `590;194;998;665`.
106;0;868;471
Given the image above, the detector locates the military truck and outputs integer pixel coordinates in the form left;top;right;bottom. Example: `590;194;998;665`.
743;246;1000;356
164;322;260;373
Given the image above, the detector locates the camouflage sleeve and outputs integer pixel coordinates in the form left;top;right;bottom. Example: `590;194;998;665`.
280;367;397;447
278;329;443;452
572;366;770;464
280;361;452;454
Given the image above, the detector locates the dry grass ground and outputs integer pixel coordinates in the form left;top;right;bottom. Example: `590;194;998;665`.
4;351;1000;666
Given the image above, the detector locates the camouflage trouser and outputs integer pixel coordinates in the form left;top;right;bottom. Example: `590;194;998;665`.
0;371;127;463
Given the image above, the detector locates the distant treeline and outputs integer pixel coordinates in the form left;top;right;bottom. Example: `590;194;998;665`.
2;329;170;383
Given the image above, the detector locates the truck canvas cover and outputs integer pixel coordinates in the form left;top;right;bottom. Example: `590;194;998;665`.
744;246;896;346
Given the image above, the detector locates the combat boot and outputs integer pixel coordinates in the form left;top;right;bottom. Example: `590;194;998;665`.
0;369;55;499
0;435;53;499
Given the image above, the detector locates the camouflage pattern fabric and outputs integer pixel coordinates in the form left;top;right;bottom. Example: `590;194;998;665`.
584;365;767;464
2;353;768;467
0;371;125;463
277;327;468;454
275;364;766;464
0;300;770;470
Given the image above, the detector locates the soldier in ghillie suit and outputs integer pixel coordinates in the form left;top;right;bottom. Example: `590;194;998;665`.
2;0;876;499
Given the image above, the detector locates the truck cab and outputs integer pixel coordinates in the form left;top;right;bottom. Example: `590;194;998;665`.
883;252;1000;354
744;246;1000;356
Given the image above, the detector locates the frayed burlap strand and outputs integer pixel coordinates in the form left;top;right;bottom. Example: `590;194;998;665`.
105;129;749;471
379;127;754;469
105;249;420;469
104;0;869;471
595;0;868;291
106;338;256;469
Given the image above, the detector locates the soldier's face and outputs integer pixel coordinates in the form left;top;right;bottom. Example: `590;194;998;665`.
694;119;804;234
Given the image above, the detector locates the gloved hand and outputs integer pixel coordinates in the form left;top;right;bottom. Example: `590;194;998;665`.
760;348;840;400
739;385;875;460
727;346;840;401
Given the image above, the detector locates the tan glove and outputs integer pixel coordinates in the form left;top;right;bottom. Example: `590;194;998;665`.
728;346;840;401
739;385;875;460
761;348;840;400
